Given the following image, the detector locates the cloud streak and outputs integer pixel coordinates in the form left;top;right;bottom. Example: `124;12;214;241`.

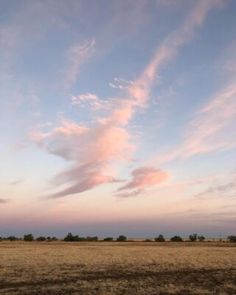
154;81;236;165
109;78;134;90
128;0;222;106
31;1;220;198
117;167;168;197
194;175;236;200
71;93;109;111
65;39;95;88
0;198;8;204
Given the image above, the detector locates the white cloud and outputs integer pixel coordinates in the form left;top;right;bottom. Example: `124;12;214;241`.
109;78;134;90
65;39;95;88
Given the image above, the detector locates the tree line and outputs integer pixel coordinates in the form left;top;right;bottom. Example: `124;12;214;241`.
0;233;236;242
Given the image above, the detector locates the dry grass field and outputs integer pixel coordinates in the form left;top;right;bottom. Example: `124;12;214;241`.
0;241;236;295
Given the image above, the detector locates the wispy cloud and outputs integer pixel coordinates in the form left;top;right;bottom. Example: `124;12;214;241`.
109;78;134;90
128;0;222;106
31;0;220;198
31;117;133;198
70;93;109;111
117;0;222;197
8;179;24;186
154;81;236;165
0;198;8;204
117;167;168;197
64;39;95;88
194;175;236;200
71;93;98;103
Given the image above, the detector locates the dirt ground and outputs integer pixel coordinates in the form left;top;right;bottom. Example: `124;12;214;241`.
0;241;235;294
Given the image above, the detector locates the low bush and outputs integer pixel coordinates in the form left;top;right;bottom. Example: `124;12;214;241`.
24;234;34;241
103;237;113;241
64;233;98;242
228;235;236;243
189;233;198;242
198;235;205;242
7;236;18;241
64;233;79;242
154;234;165;242
116;235;127;242
170;235;183;242
86;236;98;241
36;236;46;241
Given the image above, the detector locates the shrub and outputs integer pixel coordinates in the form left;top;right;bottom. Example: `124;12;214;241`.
198;235;205;242
144;239;153;242
46;236;58;241
24;234;34;241
77;237;86;241
36;236;46;241
103;237;113;241
116;235;127;242
154;234;165;242
86;236;98;241
7;236;18;241
170;235;183;242
64;233;96;242
64;233;79;242
189;233;198;242
228;235;236;243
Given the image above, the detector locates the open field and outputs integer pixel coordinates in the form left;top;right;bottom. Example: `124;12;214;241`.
0;242;236;295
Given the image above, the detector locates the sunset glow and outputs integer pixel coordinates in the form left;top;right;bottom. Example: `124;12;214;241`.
1;0;236;237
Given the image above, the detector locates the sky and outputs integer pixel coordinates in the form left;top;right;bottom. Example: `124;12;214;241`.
0;0;236;238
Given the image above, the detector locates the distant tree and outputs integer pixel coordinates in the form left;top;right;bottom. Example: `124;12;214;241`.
64;233;76;241
64;233;82;242
170;235;183;242
7;236;18;241
198;235;205;242
154;234;165;242
36;236;46;241
86;236;98;241
0;237;2;242
144;239;153;242
116;235;127;242
77;237;86;241
64;232;73;241
228;235;236;243
24;234;34;241
103;237;113;241
189;233;198;242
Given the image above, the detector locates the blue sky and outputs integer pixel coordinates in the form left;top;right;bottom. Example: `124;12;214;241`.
0;0;236;237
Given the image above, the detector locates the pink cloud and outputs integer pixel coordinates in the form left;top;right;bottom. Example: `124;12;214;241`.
31;1;219;198
119;167;168;191
128;0;222;106
50;171;119;198
115;189;144;199
31;117;134;197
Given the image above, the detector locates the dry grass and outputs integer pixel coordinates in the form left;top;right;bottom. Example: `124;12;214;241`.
0;241;236;294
